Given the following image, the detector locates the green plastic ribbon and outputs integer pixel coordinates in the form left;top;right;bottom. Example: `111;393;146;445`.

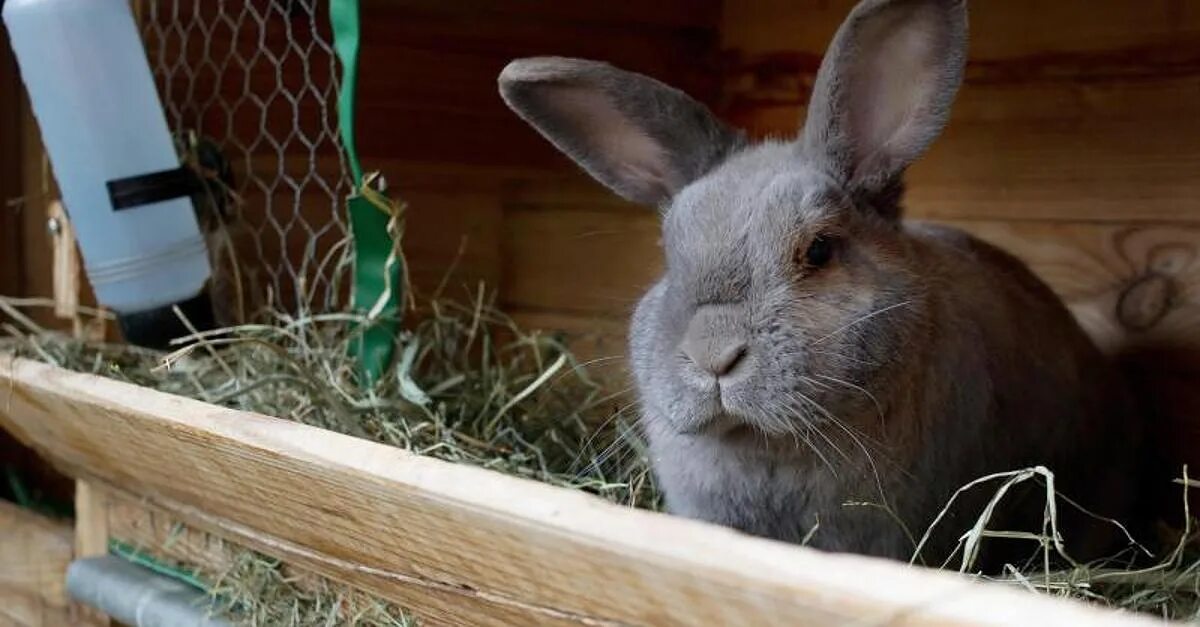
331;0;403;384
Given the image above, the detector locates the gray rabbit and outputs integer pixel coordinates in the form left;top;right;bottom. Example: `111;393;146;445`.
499;0;1143;568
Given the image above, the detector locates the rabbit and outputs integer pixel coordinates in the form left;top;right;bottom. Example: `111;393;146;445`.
498;0;1144;569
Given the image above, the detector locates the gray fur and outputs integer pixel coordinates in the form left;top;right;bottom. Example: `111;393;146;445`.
499;0;1141;568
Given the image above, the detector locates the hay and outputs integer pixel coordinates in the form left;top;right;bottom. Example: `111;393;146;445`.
4;294;1200;623
0;294;655;508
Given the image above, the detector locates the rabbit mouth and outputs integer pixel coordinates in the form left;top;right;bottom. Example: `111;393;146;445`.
678;408;763;442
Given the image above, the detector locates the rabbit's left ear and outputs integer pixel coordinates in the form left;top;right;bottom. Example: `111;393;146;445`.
499;57;744;208
802;0;968;198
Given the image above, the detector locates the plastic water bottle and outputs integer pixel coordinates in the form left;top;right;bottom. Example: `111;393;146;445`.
4;0;214;346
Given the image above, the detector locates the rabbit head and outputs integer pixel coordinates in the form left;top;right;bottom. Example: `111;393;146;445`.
500;0;968;446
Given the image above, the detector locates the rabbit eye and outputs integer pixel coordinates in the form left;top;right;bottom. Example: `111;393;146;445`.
800;236;836;269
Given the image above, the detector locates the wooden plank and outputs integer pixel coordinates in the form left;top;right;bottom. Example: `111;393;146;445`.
508;309;631;389
909;76;1200;223
107;495;237;577
364;0;723;31
722;0;1200;61
0;502;72;627
502;205;661;319
723;74;1200;223
107;496;237;577
0;356;1155;627
104;493;431;625
17;76;55;330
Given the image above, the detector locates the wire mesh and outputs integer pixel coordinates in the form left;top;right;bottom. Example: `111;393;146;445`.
137;0;352;319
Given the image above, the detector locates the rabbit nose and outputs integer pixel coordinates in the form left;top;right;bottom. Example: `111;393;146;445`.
683;338;747;377
682;306;748;378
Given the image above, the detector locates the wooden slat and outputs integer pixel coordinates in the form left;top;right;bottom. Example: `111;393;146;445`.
107;496;239;578
502;205;661;318
722;0;1200;61
723;74;1200;223
72;482;111;627
508;309;632;389
0;502;72;627
909;75;1200;223
365;0;723;31
0;357;1153;627
104;492;424;624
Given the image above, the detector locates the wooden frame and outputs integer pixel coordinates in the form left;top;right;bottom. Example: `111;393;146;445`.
0;355;1156;626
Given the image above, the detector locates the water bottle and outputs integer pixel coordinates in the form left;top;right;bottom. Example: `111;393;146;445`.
4;0;214;348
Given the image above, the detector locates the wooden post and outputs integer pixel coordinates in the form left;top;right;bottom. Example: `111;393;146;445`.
71;481;111;626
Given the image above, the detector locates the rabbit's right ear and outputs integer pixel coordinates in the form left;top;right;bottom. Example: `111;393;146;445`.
802;0;967;209
499;57;743;208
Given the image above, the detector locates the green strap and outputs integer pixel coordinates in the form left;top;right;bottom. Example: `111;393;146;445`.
330;0;363;183
331;0;403;384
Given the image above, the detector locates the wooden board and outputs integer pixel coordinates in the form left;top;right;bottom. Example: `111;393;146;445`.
0;356;1155;627
725;74;1200;224
723;0;1200;62
103;490;421;623
0;501;72;627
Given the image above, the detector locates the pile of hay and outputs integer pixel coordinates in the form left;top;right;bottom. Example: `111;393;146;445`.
1;294;654;508
4;290;1200;623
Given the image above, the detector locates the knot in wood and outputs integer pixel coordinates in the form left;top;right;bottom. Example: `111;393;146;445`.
1116;271;1175;332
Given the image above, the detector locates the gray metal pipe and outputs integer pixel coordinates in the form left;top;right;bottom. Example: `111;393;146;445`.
66;555;231;627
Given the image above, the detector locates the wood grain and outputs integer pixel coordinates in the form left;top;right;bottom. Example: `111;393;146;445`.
0;502;72;627
942;221;1200;355
107;495;239;578
71;482;111;627
502;205;661;318
0;356;1155;627
104;492;429;623
722;0;1200;62
724;74;1200;224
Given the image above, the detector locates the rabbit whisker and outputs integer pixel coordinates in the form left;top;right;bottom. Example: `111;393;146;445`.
811;300;912;345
